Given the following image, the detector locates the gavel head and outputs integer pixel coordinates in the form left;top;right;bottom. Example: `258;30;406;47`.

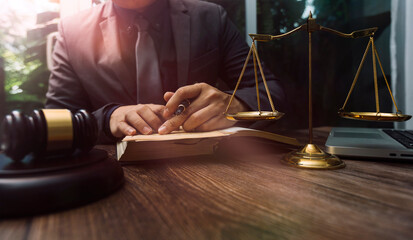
0;109;98;161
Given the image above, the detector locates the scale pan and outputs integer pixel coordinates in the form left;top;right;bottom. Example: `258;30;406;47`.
226;111;284;121
338;111;412;122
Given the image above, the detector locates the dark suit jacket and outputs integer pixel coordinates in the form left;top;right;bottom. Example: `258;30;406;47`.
46;0;285;142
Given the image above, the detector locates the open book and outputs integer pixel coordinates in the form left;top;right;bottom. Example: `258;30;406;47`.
116;127;300;162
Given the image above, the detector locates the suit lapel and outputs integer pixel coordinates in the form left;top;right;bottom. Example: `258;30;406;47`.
99;2;135;102
169;0;190;88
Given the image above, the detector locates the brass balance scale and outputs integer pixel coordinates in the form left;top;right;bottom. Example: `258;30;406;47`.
224;12;411;170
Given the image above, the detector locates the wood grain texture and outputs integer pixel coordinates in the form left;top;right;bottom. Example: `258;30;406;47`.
1;128;413;240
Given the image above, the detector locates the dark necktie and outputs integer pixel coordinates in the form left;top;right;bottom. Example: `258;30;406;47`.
135;16;163;104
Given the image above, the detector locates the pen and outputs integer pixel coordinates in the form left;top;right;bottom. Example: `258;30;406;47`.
174;99;190;115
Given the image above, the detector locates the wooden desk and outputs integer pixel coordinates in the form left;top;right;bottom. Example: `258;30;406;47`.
1;128;413;240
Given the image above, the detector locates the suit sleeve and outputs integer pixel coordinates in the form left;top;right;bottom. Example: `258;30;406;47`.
217;6;287;113
45;21;116;143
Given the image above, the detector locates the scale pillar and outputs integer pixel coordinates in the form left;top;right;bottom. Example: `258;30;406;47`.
283;12;345;170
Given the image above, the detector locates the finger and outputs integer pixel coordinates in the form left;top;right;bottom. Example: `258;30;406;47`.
163;92;174;102
158;114;186;134
195;115;235;132
115;121;137;137
163;84;204;118
135;105;164;131
148;104;167;120
181;104;218;131
125;111;153;135
158;98;209;134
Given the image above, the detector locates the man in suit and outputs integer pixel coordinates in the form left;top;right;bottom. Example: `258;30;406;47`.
46;0;285;142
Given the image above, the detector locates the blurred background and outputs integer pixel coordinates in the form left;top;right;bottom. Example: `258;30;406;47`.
0;0;412;131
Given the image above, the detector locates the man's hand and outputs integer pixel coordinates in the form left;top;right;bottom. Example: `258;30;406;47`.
110;104;166;138
158;83;248;134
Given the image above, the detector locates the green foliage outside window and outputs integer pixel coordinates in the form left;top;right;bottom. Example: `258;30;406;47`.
1;3;58;114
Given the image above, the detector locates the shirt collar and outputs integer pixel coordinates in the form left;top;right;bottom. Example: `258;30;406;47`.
113;0;168;32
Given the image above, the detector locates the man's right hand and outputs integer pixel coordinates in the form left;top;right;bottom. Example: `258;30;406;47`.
110;104;166;138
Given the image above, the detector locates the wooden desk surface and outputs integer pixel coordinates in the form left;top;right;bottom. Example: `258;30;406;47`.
1;128;413;240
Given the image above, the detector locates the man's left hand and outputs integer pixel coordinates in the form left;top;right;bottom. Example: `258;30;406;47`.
158;83;248;134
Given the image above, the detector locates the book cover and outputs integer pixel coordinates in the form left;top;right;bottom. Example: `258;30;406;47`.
116;127;300;162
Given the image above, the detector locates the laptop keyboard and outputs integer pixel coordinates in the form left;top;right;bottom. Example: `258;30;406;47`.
383;130;413;149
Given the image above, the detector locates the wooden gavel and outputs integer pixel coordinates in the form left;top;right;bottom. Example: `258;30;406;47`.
0;109;98;161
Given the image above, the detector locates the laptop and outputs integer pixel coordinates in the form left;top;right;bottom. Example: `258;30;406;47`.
325;127;413;159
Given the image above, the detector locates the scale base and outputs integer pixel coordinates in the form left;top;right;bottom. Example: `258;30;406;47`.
283;144;345;169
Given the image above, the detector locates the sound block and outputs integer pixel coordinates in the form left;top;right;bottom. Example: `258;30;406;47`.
0;149;124;217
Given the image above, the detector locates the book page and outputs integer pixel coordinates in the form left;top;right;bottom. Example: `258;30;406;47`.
122;129;231;142
221;127;300;146
122;127;300;146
